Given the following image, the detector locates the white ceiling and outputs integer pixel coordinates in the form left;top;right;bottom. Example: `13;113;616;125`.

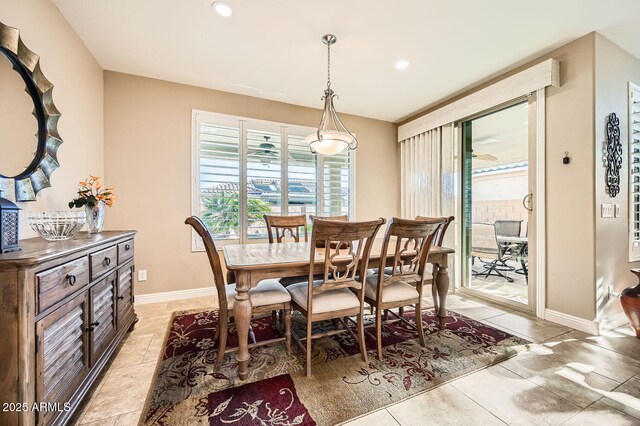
52;0;640;122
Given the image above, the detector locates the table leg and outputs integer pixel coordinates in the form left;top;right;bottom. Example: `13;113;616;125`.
434;255;450;329
233;271;253;381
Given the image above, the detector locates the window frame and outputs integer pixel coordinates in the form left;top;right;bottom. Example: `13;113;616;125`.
191;109;356;251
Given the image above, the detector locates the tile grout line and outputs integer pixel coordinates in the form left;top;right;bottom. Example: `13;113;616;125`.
449;364;584;423
384;409;402;425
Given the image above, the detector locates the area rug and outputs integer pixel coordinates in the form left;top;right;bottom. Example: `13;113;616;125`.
141;308;529;425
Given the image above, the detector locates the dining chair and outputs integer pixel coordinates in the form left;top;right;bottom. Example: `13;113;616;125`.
365;217;446;360
185;216;292;370
416;215;454;315
309;214;349;248
264;214;308;243
471;222;514;282
264;214;310;287
286;217;385;377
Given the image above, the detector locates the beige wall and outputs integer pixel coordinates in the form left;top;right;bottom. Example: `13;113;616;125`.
103;72;398;295
594;34;640;326
402;34;598;321
2;0;104;239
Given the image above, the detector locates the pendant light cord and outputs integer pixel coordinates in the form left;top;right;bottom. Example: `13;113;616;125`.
327;40;331;89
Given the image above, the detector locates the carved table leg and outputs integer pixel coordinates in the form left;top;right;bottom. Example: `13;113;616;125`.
434;255;450;330
233;271;253;381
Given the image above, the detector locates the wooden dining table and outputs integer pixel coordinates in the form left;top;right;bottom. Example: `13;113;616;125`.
223;240;455;380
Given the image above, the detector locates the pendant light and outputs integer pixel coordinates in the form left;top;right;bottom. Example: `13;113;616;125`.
305;34;357;156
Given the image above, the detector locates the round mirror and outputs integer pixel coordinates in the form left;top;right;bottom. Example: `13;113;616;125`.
0;21;62;202
0;50;39;178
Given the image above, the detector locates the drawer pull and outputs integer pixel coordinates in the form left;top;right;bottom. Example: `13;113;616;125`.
125;243;131;250
86;320;101;332
103;257;112;267
66;274;77;286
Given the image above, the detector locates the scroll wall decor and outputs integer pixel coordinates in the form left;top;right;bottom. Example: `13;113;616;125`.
606;112;622;197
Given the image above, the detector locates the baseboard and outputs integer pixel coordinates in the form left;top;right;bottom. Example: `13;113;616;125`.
135;286;216;305
544;309;600;335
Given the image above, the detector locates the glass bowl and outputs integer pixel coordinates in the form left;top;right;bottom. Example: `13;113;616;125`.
27;211;86;241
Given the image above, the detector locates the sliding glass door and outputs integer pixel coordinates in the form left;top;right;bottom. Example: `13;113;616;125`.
459;98;536;310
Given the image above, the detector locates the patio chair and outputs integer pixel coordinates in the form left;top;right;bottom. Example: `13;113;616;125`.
471;222;514;282
365;217;447;360
286;217;385;376
185;216;292;370
494;219;523;260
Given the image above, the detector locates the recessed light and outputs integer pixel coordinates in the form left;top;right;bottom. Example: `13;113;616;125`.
395;60;409;70
212;1;232;17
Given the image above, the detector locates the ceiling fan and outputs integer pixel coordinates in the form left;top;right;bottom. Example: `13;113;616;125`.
250;136;278;165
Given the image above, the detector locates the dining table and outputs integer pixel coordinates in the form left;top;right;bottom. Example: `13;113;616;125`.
223;239;455;380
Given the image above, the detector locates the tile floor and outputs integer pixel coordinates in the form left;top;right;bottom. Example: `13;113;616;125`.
70;292;640;425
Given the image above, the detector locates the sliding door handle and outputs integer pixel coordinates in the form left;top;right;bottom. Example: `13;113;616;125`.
523;193;533;212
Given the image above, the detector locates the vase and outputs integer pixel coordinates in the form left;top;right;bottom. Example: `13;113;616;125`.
85;201;105;233
621;269;640;338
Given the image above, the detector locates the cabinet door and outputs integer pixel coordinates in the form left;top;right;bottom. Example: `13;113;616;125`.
89;272;117;363
117;260;135;329
36;292;90;425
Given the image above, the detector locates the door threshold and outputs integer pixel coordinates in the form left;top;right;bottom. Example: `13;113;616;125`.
457;287;534;315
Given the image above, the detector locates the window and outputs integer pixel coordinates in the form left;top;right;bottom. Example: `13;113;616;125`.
192;110;355;248
630;82;640;261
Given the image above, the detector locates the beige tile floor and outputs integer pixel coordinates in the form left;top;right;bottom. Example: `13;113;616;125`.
70;292;640;426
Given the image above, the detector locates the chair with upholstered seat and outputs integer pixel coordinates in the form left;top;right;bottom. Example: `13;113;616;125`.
365;217;447;360
415;215;454;314
286;217;385;377
185;216;292;370
264;214;308;243
264;214;310;286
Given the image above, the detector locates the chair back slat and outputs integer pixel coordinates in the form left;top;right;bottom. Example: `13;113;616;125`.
185;216;227;311
308;218;385;308
377;218;446;299
416;215;454;246
264;214;308;243
309;214;348;222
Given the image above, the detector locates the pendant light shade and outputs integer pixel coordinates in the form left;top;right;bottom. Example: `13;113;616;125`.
306;34;357;156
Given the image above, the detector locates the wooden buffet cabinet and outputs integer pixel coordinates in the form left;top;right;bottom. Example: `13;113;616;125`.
0;231;137;426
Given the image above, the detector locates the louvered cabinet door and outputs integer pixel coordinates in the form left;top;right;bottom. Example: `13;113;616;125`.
89;272;117;363
35;292;90;425
117;260;135;329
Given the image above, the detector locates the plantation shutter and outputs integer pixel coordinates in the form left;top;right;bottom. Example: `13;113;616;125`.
287;134;318;219
322;150;353;217
246;129;282;239
630;82;640;260
197;121;240;240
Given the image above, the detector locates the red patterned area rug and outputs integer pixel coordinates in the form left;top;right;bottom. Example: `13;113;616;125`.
141;308;529;425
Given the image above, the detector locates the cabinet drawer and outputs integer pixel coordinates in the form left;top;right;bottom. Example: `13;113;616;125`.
117;239;134;264
36;257;90;314
90;246;117;280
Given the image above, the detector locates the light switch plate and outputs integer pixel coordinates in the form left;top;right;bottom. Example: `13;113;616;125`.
615;204;621;218
601;203;614;218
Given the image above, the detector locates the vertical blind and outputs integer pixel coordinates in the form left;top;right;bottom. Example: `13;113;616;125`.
630;83;640;260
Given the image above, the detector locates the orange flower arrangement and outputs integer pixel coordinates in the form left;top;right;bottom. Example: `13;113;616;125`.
69;175;116;208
